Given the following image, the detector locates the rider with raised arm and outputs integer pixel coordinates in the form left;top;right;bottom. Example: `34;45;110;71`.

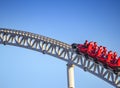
106;51;113;63
102;47;107;58
87;41;94;54
96;46;103;58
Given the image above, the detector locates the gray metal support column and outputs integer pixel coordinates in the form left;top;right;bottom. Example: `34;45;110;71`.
67;63;75;88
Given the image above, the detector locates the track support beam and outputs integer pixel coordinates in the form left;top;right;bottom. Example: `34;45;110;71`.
67;63;75;88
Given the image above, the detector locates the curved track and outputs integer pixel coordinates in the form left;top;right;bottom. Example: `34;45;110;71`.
0;28;120;88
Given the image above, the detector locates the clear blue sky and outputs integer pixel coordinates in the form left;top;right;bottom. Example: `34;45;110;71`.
0;0;120;88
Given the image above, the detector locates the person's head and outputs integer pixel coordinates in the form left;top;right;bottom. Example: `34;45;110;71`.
103;47;107;50
99;46;103;49
94;42;97;45
114;52;117;55
89;41;93;44
108;51;112;54
85;40;88;42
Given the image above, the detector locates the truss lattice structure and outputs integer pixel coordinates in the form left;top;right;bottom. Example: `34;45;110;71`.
0;28;120;88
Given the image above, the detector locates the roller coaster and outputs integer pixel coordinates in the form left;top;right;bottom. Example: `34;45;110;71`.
0;28;120;88
71;41;120;74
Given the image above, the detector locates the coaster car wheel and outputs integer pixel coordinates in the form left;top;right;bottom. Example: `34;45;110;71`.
114;66;120;75
102;63;108;69
71;43;78;49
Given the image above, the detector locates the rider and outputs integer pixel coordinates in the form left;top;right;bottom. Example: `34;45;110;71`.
106;51;113;63
111;52;118;64
102;47;107;58
84;40;88;48
93;42;98;54
96;46;103;58
117;56;120;66
87;41;94;54
78;40;88;53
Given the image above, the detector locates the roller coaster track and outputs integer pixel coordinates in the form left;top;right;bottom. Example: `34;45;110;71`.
0;28;120;88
